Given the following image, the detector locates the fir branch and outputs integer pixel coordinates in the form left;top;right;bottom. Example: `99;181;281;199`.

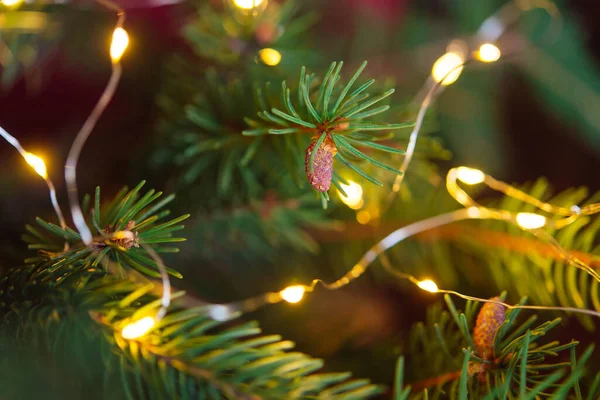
1;182;382;399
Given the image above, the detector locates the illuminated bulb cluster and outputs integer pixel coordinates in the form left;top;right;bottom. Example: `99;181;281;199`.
339;181;364;210
110;27;129;64
456;166;485;185
280;285;305;303
24;152;47;179
431;52;464;86
121;316;155;339
258;48;282;66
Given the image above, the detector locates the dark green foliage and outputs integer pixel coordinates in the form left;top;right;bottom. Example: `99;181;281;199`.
245;61;413;193
156;61;412;203
183;0;319;72
392;294;600;399
20;181;188;280
455;179;600;331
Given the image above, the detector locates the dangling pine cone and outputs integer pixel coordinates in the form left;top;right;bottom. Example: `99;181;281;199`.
473;297;506;360
305;134;337;192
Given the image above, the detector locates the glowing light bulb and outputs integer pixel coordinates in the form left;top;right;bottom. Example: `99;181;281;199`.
233;0;264;9
280;285;305;304
516;212;547;230
456;167;485;185
477;43;501;63
24;152;47;179
258;48;281;66
110;27;129;63
121;316;155;339
1;0;23;7
431;52;464;86
417;279;439;293
339;181;364;210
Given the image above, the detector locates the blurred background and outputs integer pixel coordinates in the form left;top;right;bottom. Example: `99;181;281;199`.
1;0;600;389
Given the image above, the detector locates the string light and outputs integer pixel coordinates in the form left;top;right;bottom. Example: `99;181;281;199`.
477;43;501;63
339;180;364;210
121;316;155;340
66;4;126;246
233;0;265;10
431;52;464;86
258;48;281;66
279;285;306;304
110;27;129;64
0;125;67;230
389;1;562;203
7;0;593;347
515;212;547;230
417;279;439;293
455;166;485;185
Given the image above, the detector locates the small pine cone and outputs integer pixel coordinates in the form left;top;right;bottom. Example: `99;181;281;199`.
305;134;337;192
473;297;506;360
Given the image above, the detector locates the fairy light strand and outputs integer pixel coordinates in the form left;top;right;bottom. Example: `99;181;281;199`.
0;125;67;230
184;161;600;324
389;0;563;200
120;243;173;339
381;264;600;319
8;0;595;340
191;202;600;323
65;3;127;246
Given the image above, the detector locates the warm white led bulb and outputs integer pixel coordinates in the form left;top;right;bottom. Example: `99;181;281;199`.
258;48;282;66
1;0;23;6
110;27;129;63
339;181;364;210
516;212;547;230
233;0;264;9
24;152;48;179
280;285;305;304
456;167;485;185
417;279;439;293
477;43;501;63
432;53;464;86
121;316;155;339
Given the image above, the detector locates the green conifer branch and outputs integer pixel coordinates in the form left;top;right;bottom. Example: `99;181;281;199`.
392;295;598;399
1;182;383;399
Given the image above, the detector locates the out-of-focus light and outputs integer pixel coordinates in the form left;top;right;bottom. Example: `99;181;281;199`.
516;212;547;230
356;210;371;225
339;181;364;210
24;152;47;179
432;53;464;86
1;0;23;7
467;207;482;218
477;43;501;63
208;305;234;321
233;0;265;10
417;279;439;293
280;285;305;304
110;27;129;63
456;167;485;185
259;48;281;66
121;316;155;339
